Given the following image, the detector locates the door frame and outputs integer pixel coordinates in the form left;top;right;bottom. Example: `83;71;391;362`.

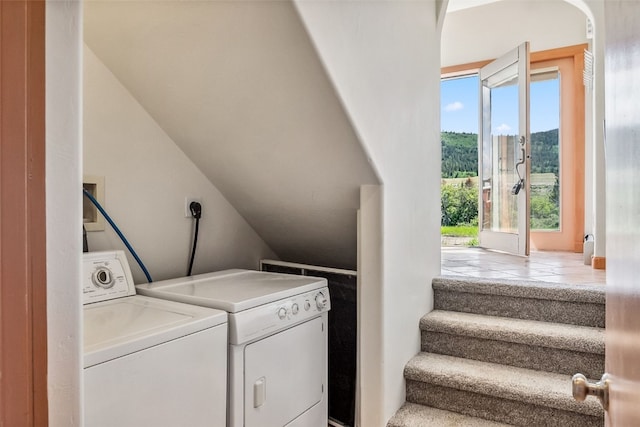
0;1;48;425
529;56;584;251
442;44;586;253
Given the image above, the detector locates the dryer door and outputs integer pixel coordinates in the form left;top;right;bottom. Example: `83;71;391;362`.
244;316;326;427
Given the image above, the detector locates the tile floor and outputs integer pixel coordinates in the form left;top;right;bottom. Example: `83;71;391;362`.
441;247;606;286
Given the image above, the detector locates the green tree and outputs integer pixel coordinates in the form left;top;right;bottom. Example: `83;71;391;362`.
441;180;478;226
441;129;560;178
530;194;559;229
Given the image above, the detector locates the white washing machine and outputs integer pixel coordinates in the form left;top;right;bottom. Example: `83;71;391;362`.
83;251;228;427
137;269;331;427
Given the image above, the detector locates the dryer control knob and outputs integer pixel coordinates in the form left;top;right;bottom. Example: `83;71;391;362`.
277;307;287;320
304;300;311;311
292;303;299;315
315;293;328;310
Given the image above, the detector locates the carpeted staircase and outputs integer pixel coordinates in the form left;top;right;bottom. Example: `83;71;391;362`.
388;276;605;426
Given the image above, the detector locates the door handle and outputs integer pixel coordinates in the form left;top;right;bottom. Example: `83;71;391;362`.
513;136;526;193
254;377;266;408
572;373;611;410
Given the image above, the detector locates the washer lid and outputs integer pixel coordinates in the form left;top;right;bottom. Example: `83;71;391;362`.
83;295;227;368
136;269;327;313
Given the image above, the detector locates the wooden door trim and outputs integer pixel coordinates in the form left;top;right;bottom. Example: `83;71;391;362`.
528;56;584;252
0;1;48;425
442;44;589;77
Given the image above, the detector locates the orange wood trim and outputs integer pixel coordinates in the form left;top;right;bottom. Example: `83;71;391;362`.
529;57;576;251
1;2;32;423
592;256;606;270
442;60;491;78
441;43;589;77
530;55;586;252
28;2;48;425
0;1;48;425
531;44;588;63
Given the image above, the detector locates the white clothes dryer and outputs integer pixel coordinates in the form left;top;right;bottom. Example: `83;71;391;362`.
83;251;228;427
137;269;331;427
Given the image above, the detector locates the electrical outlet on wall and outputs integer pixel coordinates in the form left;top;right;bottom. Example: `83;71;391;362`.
185;197;202;218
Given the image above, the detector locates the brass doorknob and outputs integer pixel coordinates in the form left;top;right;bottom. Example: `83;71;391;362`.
572;373;611;411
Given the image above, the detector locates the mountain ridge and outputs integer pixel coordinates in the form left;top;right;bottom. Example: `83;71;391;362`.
441;129;559;178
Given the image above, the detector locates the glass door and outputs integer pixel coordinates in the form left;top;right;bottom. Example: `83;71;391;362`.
478;43;530;256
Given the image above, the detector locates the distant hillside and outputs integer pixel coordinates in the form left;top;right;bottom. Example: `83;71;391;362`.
441;131;477;178
530;128;559;175
441;129;559;178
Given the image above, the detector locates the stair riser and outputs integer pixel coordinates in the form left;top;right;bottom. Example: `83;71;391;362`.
422;331;604;378
434;290;605;327
406;380;603;427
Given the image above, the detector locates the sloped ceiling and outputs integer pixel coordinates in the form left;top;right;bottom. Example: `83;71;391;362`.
446;0;503;13
84;0;379;270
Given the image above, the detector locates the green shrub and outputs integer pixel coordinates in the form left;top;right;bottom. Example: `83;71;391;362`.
530;178;559;230
441;179;478;226
441;174;560;230
530;194;559;229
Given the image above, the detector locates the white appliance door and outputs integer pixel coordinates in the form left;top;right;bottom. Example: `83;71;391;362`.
244;316;325;427
85;325;227;427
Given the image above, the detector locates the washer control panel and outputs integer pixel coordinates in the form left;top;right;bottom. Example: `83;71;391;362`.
83;251;136;305
230;287;330;345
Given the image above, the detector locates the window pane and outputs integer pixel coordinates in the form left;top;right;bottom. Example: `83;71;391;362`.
482;74;519;233
530;71;560;231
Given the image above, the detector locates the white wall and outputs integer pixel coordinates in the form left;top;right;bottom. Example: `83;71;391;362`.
46;1;83;425
442;0;587;67
295;2;442;425
84;46;277;283
581;0;606;261
83;1;379;271
357;185;384;427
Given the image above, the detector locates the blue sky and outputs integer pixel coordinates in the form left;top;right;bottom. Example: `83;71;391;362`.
441;75;560;134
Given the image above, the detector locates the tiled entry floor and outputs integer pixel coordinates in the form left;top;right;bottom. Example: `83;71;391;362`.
441;247;606;286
